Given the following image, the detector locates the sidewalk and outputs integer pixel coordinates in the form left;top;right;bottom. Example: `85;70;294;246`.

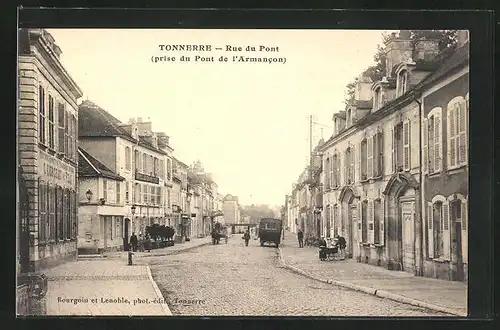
42;259;171;316
279;243;467;316
102;236;212;259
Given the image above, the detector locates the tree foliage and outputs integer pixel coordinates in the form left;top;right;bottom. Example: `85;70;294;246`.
240;204;276;223
343;30;458;105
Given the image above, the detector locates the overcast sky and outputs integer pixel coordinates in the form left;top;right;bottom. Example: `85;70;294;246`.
48;29;391;206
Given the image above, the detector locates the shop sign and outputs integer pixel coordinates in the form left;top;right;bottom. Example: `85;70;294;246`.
38;151;75;187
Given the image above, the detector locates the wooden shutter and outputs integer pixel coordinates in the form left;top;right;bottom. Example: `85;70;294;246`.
368;200;374;244
427;202;434;258
373;134;379;177
403;120;410;170
391;128;396;172
434;112;442;172
442;201;450;260
367;137;373;178
379;198;385;246
325;157;330;188
461;199;468;264
458;101;467;165
356;142;362;182
423;118;428;174
378;132;384;176
428;118;435;173
448;106;456;168
58;103;65;154
350;146;355;183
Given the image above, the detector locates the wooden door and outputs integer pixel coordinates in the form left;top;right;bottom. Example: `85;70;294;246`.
401;201;415;272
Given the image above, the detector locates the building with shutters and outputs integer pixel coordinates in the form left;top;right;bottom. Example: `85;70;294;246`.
77;148;126;253
17;28;83;271
420;32;469;282
316;31;469;282
78;103;170;249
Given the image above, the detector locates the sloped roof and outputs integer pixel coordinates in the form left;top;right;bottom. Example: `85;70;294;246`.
78;148;125;181
333;111;346;119
415;42;469;90
79;100;167;155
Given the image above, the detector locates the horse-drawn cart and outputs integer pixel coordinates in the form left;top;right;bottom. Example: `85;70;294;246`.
211;223;228;245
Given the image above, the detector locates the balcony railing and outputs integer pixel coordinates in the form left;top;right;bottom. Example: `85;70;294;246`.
135;171;160;184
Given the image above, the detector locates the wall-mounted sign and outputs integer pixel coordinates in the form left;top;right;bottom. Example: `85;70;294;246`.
38;151;76;187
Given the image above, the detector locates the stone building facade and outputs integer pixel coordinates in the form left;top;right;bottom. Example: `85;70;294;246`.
78;102;170;248
316;31;469;281
18;28;83;271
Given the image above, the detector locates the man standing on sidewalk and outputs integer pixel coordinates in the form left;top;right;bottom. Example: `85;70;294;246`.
297;229;304;248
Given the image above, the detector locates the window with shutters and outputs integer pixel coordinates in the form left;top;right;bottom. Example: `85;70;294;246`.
54;186;61;241
142;154;147;173
361;200;368;243
57;103;65;154
360;139;367;181
374;199;381;244
167;159;172;180
432;201;445;258
135;150;141;172
427;107;443;174
72;115;77;161
345;147;354;184
66;189;72;239
159;159;164;180
157;186;162;205
64;109;69;159
332;154;340;188
325;157;331;188
392;123;404;172
367;137;373;178
116;182;121;204
403;120;411;171
373;131;384;177
125;146;131;170
38;86;46;145
125;182;130;203
447;96;468;169
47;95;55;149
38;182;47;242
397;70;408;97
103;179;108;201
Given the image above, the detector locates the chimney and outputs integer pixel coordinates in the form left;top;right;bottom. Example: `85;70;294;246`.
457;30;469;47
354;75;373;102
413;37;440;62
384;30;413;78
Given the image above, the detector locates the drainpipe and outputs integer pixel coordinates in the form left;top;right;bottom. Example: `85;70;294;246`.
413;91;424;277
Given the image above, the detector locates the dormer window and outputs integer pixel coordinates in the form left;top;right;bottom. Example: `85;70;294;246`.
346;109;352;126
397;69;408;97
373;86;383;111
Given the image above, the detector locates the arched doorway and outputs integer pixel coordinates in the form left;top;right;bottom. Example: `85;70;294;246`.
339;186;360;258
382;172;419;272
123;218;130;251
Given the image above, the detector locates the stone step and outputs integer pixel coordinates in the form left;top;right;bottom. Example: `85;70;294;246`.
78;254;106;259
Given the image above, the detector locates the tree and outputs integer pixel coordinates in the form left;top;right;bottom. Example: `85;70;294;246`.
343;30;458;105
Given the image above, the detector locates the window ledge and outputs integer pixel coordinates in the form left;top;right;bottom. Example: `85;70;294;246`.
360;179;369;183
428;171;442;178
38;143;48;149
447;165;467;175
373;244;384;248
431;257;450;263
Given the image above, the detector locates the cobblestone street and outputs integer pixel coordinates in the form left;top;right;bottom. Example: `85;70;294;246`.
149;235;449;316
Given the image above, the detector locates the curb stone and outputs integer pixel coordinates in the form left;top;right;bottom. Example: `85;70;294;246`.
146;266;172;316
277;247;463;316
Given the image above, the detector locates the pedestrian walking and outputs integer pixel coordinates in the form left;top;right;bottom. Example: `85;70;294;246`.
243;229;250;247
335;234;347;259
297;229;304;248
130;232;138;252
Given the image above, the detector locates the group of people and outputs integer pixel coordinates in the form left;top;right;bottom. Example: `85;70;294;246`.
296;229;347;258
128;232;152;252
